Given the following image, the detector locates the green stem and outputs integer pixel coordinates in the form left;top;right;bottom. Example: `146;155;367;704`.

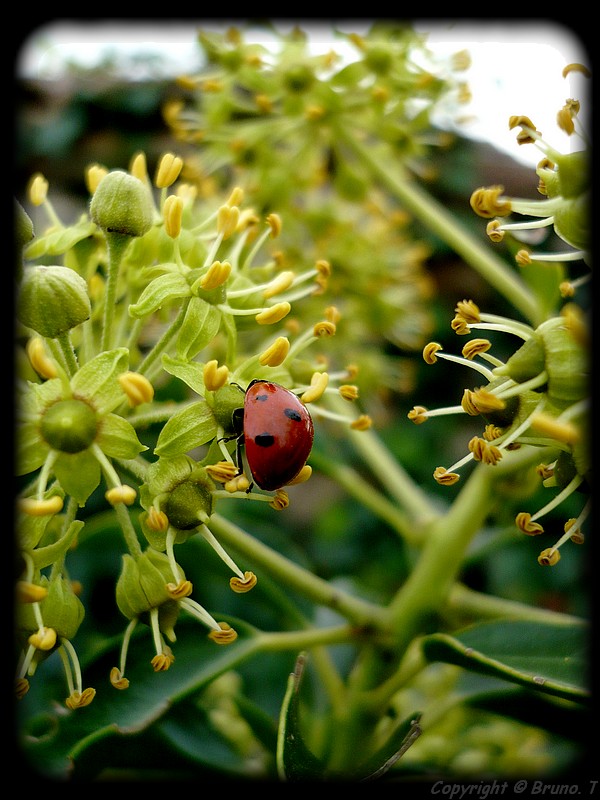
135;300;189;378
208;513;387;628
101;233;131;352
337;128;542;326
55;331;78;377
325;395;436;526
309;450;425;546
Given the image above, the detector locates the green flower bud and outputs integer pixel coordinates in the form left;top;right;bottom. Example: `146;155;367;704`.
17;265;91;338
16;574;84;641
499;334;546;385
15;199;34;250
90;170;154;238
554;150;589;200
211;383;245;433
537;317;588;407
552;192;589;252
40;398;98;453
165;473;215;531
115;549;175;620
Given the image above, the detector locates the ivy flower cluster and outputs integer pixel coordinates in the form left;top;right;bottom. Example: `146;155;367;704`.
15;150;370;706
470;63;590;293
409;296;588;568
409;64;590;568
160;23;472;399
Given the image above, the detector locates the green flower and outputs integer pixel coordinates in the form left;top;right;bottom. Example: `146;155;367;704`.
17;347;147;506
409;299;589;563
470;64;590;296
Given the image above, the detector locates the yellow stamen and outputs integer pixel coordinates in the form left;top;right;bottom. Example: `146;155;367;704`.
259;336;290;367
129;151;149;183
110;666;130;690
350;415;372;431
16;678;30;699
266;212;282;238
155;152;184;188
85;164;108;195
516;511;544;536
208;622;238;645
29;626;57;651
147;507;169;532
217;204;240;239
255;302;291;325
151;650;175;672
227;186;244;206
423;342;442;364
486;220;505;242
470;186;512;218
105;485;137;506
408;406;428;425
201;260;232;291
462;339;492;360
433;467;460;486
313;320;336;338
207;461;239;484
483;423;503;441
229;571;257;593
255;93;273;113
16;581;48;603
339;385;359;401
26;336;58;379
462;388;506;416
286;464;312;485
163;194;184;238
224;474;251;493
203;359;230;391
515;249;532;266
562;63;591;78
65;688;96;709
19;496;64;516
301;372;329;403
529;413;580;445
455;299;481;323
537;548;560;567
28;173;48;206
468;437;502;465
118;371;154;406
263;271;295;299
270;490;290;510
166;580;194;599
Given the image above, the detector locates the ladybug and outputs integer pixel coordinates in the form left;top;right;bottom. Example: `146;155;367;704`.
236;380;314;491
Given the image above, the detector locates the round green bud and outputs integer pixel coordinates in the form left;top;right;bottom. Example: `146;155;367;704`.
90;170;154;238
537;317;588;407
165;479;214;531
500;334;546;385
116;549;174;620
41;399;98;453
18;265;91;338
552;192;589;252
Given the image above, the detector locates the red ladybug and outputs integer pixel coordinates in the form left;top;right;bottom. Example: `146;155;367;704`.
240;380;314;491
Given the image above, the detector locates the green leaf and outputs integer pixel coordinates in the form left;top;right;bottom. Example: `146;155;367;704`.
161;354;206;396
357;713;422;781
96;413;148;458
53;449;101;505
154;400;218;456
24;217;97;258
70;348;129;414
276;652;325;781
176;296;221;360
422;619;589;702
128;272;190;318
16;421;48;475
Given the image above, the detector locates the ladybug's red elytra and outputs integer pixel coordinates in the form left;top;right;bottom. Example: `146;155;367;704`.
240;380;314;491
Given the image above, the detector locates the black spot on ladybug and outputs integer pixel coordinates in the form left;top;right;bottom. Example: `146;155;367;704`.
255;393;269;402
284;408;302;422
255;432;275;447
